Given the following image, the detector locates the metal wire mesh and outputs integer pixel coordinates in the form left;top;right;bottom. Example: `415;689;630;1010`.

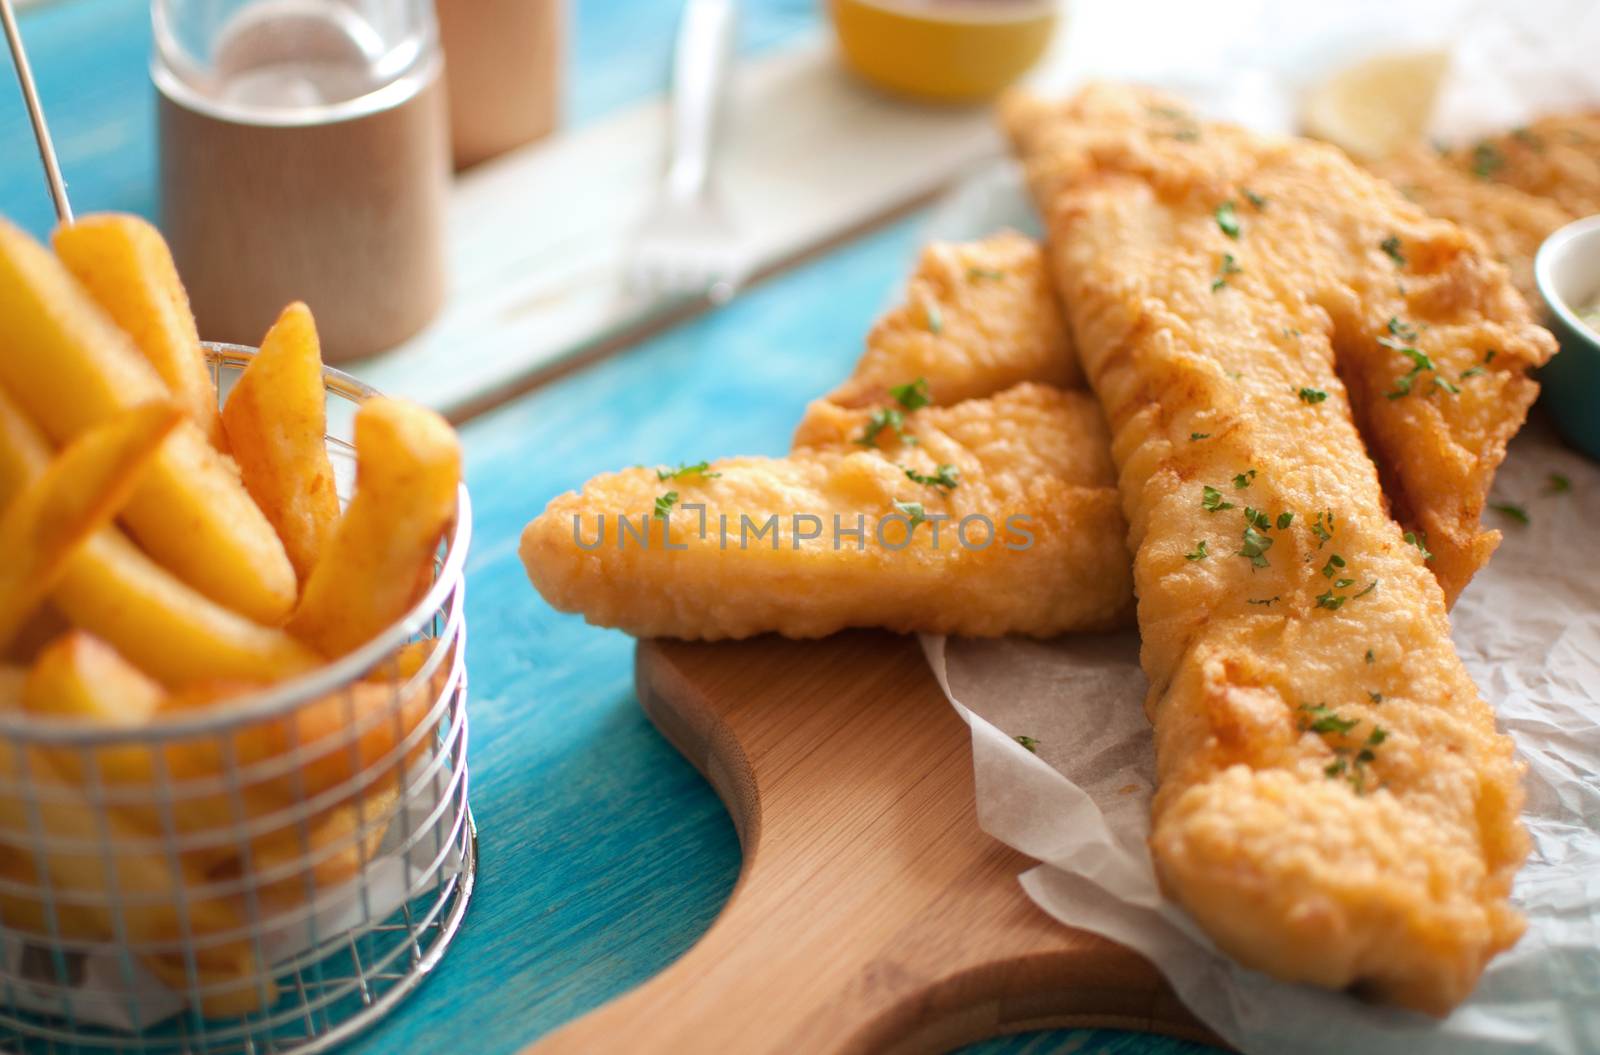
0;347;475;1053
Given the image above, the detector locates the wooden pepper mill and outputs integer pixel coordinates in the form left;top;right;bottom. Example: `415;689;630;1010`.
154;0;449;363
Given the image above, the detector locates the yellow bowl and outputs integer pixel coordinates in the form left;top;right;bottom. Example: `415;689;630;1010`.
828;0;1058;105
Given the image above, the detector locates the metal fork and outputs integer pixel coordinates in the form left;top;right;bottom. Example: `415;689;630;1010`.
628;0;745;305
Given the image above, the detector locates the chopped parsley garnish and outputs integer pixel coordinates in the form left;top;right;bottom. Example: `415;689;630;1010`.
1185;540;1209;561
923;299;944;334
1429;377;1461;395
653;491;679;519
1243;507;1272;530
1403;530;1432;560
1311;511;1334;547
1460;365;1485;379
904;463;959;493
1201;485;1234;512
1548;473;1572;494
1353;580;1378;598
1365;648;1375;664
1315;589;1347;611
966;266;1006;281
1321;554;1347;579
1233;469;1257;489
1379;335;1440;399
1298;387;1327;404
1246;596;1279;606
1302;706;1388;793
1368;691;1384;703
1490;501;1529;525
1215;201;1241;239
1238;523;1274;569
1190;431;1211;441
1380;235;1406;268
1276;511;1294;529
1243;188;1268;209
657;460;722;482
1015;735;1039;753
856;407;915;448
1471;141;1505;179
1299;704;1359;735
1212;253;1242;291
1387;316;1419;341
893;500;926;528
890;377;931;411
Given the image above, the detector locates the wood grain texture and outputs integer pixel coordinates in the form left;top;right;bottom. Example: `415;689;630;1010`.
528;634;1219;1055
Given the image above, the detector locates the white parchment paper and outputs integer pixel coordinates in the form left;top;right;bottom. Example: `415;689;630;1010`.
924;429;1600;1053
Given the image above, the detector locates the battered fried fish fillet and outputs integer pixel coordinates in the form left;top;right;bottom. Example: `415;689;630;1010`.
1007;83;1538;1013
1369;147;1573;300
811;230;1082;411
1368;113;1600;301
1442;113;1600;218
521;383;1131;639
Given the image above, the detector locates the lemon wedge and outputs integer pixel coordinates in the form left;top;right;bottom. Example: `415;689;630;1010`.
1302;50;1450;159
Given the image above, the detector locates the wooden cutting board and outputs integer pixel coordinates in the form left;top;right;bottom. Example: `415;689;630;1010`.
525;632;1221;1054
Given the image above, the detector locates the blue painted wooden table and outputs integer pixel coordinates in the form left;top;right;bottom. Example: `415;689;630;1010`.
0;2;1217;1052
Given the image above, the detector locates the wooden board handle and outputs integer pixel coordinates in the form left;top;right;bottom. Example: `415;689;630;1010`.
525;634;1219;1054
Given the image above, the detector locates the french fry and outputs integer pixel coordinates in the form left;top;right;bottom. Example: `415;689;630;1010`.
0;746;272;1013
221;302;340;582
0;402;181;648
25;633;439;842
0;390;319;685
0;218;296;623
52;215;226;449
289;398;460;656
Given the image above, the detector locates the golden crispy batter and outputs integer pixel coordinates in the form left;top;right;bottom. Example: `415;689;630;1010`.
1017;85;1553;605
521;383;1131;639
1442;113;1600;218
1368;114;1600;301
1007;83;1535;1014
1369;148;1573;301
806;230;1081;414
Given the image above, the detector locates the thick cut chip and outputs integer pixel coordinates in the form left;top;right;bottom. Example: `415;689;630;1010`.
289;397;461;657
0;389;318;685
53;214;226;448
222;301;340;583
0;219;296;623
1007;83;1541;1014
0;402;180;647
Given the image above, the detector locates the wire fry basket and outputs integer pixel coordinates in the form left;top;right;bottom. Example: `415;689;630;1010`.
0;346;475;1054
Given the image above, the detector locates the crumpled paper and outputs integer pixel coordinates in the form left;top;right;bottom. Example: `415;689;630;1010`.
924;428;1600;1053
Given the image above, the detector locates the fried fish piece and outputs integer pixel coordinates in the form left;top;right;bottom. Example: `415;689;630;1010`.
522;383;1131;639
811;230;1081;412
1368;147;1573;300
1020;86;1553;605
1007;83;1537;1014
1368;113;1600;301
1441;113;1600;218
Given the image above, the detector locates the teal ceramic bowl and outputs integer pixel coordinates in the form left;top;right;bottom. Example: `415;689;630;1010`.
1535;214;1600;460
